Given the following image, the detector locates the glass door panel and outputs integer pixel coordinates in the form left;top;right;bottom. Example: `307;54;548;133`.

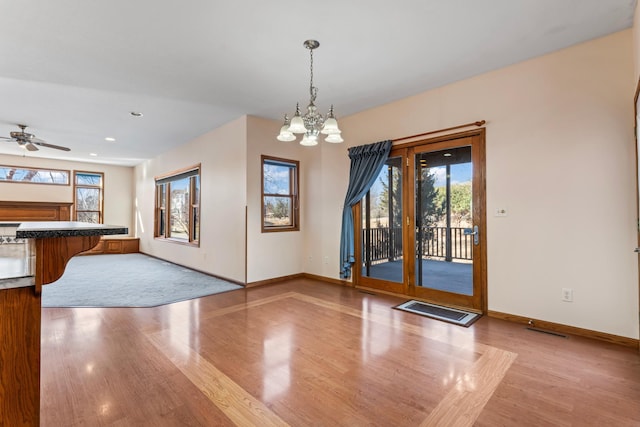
414;146;474;296
360;156;404;286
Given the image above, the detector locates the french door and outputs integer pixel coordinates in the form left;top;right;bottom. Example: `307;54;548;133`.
354;130;486;312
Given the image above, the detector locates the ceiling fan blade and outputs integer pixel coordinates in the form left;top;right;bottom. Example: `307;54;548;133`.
0;136;13;140
25;142;39;152
32;141;71;152
29;137;46;143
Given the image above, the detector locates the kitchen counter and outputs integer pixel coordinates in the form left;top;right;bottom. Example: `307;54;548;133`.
1;221;128;426
16;221;127;238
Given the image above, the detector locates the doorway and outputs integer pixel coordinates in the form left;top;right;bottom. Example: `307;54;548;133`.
354;129;487;312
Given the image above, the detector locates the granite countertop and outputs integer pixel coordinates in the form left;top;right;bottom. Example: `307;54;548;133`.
16;221;128;239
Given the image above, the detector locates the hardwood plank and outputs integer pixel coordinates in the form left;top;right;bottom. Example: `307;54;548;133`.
38;278;640;426
421;347;516;426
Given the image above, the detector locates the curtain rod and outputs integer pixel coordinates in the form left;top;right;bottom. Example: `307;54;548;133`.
392;120;486;143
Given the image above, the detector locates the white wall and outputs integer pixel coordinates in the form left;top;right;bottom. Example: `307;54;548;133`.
0;154;134;233
307;30;639;339
134;117;248;283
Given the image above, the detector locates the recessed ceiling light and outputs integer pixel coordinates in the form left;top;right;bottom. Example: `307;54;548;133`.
130;111;143;117
105;137;116;142
89;153;98;157
443;153;452;157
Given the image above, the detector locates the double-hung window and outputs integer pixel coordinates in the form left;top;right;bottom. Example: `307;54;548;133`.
73;171;104;223
155;165;200;245
262;156;299;232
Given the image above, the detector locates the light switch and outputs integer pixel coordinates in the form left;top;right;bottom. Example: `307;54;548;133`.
494;208;508;217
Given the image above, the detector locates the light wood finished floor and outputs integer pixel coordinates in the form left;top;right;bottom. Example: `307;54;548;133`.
40;278;640;426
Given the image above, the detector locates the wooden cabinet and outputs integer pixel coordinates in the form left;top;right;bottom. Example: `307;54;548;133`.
81;237;139;255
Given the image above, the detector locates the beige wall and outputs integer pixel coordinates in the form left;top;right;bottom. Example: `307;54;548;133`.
245;116;312;282
134;117;248;283
308;30;638;339
0;154;134;233
634;2;640;82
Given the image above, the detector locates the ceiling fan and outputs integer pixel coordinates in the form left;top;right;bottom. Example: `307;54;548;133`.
0;124;70;152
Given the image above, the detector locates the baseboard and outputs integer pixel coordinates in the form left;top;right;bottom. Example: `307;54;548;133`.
488;310;639;349
302;273;351;287
246;273;351;288
246;273;305;288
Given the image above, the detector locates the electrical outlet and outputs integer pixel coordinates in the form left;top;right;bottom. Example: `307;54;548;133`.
324;256;329;265
562;288;573;302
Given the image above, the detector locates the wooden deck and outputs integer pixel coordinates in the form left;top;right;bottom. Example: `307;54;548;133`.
366;258;473;295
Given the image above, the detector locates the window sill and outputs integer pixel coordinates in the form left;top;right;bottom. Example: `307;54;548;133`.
154;237;200;247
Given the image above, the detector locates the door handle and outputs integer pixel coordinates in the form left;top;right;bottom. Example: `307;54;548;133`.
635;248;640;253
464;226;480;245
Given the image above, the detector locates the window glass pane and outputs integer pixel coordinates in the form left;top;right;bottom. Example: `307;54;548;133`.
76;187;100;211
264;196;293;227
0;166;69;185
192;207;199;241
76;173;102;186
169;177;190;240
158;184;166;208
77;211;100;223
193;176;200;205
263;163;292;195
159;207;166;236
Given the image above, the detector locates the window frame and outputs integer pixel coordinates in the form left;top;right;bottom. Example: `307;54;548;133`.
154;164;200;246
261;155;300;233
73;170;104;223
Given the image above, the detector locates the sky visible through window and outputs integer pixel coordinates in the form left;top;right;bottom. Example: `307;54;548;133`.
371;162;471;194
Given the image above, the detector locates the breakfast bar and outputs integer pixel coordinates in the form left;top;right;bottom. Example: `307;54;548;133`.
0;221;127;426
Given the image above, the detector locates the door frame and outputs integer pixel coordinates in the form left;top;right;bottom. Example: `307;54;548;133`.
353;128;487;313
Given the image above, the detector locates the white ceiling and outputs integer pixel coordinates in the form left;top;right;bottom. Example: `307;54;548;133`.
0;0;635;166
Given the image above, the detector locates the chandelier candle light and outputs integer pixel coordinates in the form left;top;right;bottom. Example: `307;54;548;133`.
277;40;343;146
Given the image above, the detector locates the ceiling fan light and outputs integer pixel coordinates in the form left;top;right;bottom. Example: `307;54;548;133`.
325;133;344;143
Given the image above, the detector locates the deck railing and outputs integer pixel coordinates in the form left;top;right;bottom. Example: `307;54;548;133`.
362;226;473;264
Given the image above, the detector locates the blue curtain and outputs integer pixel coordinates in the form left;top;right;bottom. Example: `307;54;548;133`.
340;140;392;278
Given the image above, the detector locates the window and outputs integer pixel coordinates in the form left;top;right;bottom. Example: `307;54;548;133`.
1;165;69;185
262;156;299;232
73;171;103;223
155;165;200;245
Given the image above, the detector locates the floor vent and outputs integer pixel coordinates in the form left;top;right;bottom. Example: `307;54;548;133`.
526;327;567;338
394;300;481;327
358;290;377;295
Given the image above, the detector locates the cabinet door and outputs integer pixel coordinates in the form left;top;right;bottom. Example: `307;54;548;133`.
105;240;122;253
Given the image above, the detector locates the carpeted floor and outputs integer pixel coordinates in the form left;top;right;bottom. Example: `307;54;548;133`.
42;253;243;307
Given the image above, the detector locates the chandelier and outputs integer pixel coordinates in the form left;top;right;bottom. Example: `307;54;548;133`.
277;40;343;146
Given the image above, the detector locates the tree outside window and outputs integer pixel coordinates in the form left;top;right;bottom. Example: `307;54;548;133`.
155;165;200;245
74;171;103;223
262;156;299;232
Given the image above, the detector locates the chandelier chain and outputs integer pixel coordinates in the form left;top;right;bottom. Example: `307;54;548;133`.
309;48;317;104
